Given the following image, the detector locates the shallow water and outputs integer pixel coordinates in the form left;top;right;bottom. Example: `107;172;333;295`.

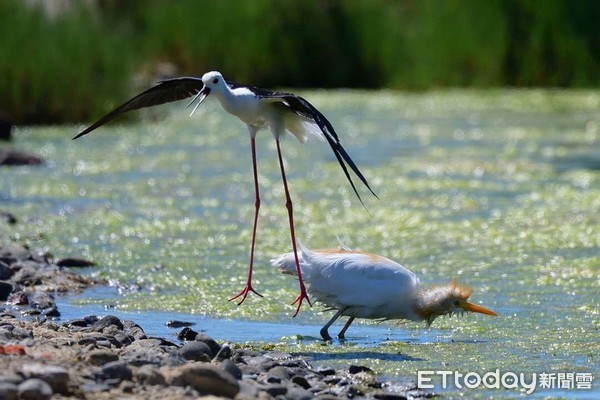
2;89;599;398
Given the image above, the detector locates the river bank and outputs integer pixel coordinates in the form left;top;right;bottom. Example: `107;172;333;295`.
0;243;431;399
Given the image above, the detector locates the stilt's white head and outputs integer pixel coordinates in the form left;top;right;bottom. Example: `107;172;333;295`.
188;71;227;115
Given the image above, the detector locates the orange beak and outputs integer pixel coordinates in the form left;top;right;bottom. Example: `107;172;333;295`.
462;301;498;316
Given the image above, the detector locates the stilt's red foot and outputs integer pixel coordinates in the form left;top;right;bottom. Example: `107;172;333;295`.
291;281;312;317
229;283;263;305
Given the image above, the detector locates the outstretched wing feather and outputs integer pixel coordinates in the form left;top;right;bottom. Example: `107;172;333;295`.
73;77;204;139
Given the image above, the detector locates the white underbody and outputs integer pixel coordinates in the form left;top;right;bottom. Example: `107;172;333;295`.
214;87;324;143
271;246;423;321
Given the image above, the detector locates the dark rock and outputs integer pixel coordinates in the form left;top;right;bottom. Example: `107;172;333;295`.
194;333;221;357
0;150;43;166
86;349;119;366
0;382;18;400
166;363;239;398
161;352;187;367
22;364;69;394
31;292;55;310
349;365;374;374
265;384;287;397
122;320;146;340
54;257;96;267
165;320;195;328
317;367;336;376
0;261;13;279
0;281;13;301
101;361;133;382
0;211;17;225
177;341;212;362
41;307;60;318
93;315;123;332
372;392;409;400
64;315;98;329
214;345;232;361
292;375;311;389
114;332;134;347
219;359;242;380
18;378;53;400
177;327;198;341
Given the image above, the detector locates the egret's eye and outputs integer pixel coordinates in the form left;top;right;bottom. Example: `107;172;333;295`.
453;300;460;306
212;78;218;84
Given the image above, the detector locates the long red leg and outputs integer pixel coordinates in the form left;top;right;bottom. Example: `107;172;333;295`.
229;136;263;304
275;139;311;316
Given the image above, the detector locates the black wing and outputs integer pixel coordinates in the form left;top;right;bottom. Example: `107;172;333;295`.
261;92;378;206
73;77;204;139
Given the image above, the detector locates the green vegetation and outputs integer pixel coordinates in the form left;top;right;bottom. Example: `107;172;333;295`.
1;0;599;124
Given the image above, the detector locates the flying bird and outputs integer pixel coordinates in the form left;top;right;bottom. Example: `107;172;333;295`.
272;243;498;340
74;71;377;316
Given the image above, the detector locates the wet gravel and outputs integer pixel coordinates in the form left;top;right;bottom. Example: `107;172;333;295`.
0;243;433;399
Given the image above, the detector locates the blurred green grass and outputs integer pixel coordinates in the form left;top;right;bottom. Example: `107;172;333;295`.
1;0;599;124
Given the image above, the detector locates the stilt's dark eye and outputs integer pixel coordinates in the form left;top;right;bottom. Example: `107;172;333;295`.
212;78;218;84
453;300;460;306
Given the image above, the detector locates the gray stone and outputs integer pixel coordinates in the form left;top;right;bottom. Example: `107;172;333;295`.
219;359;242;380
268;365;290;382
120;349;163;366
265;384;287;397
101;361;133;382
194;333;221;357
0;373;23;386
177;341;212;362
285;387;314;400
166;363;239;398
30;292;55;310
92;315;123;332
134;365;165;386
86;349;119;366
22;364;69;394
0;382;18;400
18;379;53;400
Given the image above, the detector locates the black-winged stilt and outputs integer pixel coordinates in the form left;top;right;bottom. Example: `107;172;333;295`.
74;71;377;316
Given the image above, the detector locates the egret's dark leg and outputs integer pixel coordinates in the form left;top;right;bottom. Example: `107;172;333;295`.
337;316;355;340
320;309;345;341
275;139;311;316
230;136;263;304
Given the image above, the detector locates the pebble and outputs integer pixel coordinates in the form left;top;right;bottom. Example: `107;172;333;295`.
219;359;242;380
177;341;213;362
134;365;166;386
100;361;133;382
86;349;119;365
165;363;240;398
22;364;69;394
177;327;198;341
194;333;221;357
0;281;13;301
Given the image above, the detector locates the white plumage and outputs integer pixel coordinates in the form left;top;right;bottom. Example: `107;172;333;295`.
272;243;498;340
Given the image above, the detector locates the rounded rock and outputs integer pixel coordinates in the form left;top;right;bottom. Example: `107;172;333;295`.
22;364;69;394
101;361;133;382
166;363;239;398
177;341;212;362
18;379;53;400
0;382;18;400
86;349;119;366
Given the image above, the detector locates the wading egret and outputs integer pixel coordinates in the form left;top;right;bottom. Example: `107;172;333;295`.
272;244;498;340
